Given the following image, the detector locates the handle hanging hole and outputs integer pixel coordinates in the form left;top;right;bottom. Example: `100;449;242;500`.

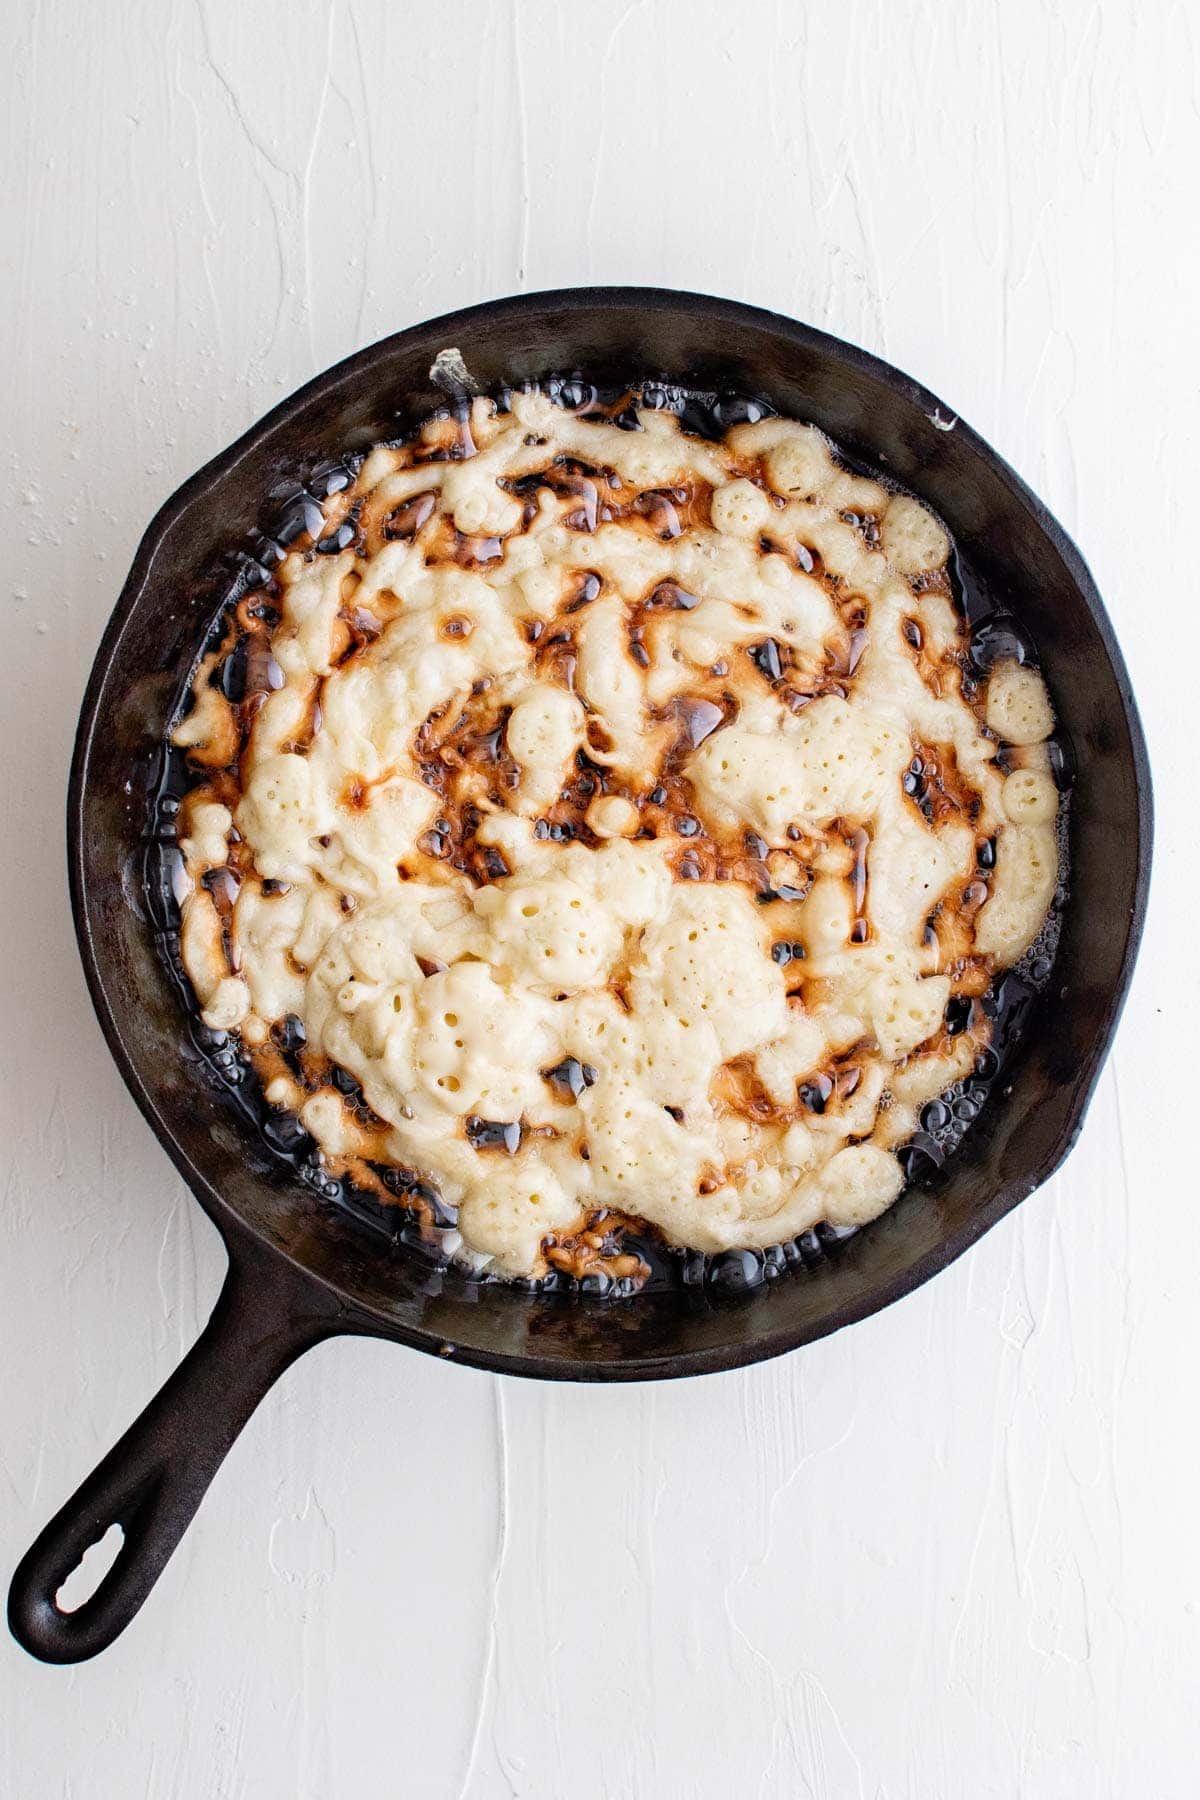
54;1523;124;1614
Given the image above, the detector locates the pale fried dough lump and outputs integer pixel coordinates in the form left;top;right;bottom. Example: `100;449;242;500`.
173;392;1060;1278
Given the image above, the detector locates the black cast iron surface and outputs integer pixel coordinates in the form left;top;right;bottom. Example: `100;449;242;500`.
8;288;1152;1663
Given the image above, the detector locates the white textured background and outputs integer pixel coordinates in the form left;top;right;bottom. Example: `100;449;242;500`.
1;2;1195;1795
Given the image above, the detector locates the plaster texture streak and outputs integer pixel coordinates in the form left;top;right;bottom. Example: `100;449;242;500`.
1;1;1194;1795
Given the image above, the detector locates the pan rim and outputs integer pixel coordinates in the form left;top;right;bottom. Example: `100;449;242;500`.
67;285;1155;1381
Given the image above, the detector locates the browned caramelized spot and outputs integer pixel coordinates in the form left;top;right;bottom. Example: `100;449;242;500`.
503;458;611;535
613;699;816;892
676;695;728;747
342;604;383;647
416;411;471;463
382;491;436;541
845;625;870;676
644;579;701;613
565;572;602;614
454;533;504;566
533;627;577;691
901;609;963;697
946;954;993;999
556;463;603;532
633;489;686;538
584;716;613;757
909;564;953;598
314;1070;389;1135
416;512;461;566
836;1063;863;1103
199;864;241;968
543;1209;652;1286
711;1056;786;1122
905;743;980;828
279;680;324;757
797;1050;870;1117
248;649;286;695
847;826;871;944
841;509;882;549
408;694;531;881
531;747;612;847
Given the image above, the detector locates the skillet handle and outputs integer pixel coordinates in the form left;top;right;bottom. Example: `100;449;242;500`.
7;1236;346;1664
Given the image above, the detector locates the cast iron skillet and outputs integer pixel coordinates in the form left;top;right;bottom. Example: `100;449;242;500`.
8;288;1151;1664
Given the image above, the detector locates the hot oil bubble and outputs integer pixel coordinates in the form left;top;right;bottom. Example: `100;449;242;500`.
969;613;1036;671
711;395;769;430
707;1249;767;1295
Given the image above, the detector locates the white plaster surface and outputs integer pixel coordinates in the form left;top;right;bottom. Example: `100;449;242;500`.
1;2;1195;1794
